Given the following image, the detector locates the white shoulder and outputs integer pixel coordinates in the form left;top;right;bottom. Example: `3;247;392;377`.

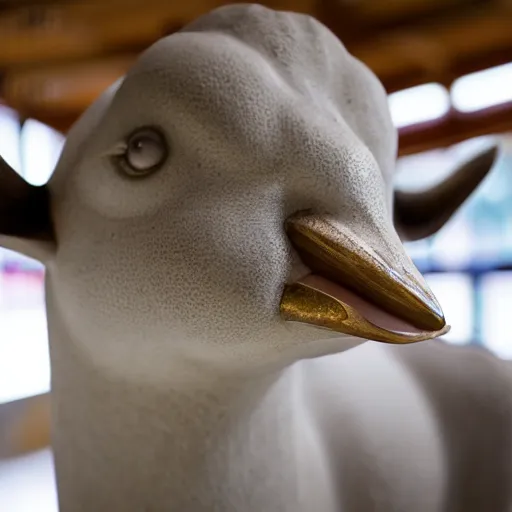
391;340;512;511
394;339;512;410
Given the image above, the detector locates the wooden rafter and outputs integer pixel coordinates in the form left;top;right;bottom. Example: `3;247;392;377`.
0;0;510;154
398;104;512;156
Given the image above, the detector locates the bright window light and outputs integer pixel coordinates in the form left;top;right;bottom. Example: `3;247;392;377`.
21;119;65;186
0;309;49;404
404;238;431;261
0;271;48;404
0;105;22;173
480;271;512;360
451;63;512;113
0;449;57;512
424;272;474;345
430;215;474;270
395;149;451;191
388;83;450;128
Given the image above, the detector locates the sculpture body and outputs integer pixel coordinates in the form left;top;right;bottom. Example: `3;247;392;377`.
0;4;510;511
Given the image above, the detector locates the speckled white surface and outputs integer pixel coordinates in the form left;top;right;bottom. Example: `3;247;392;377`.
47;3;402;383
0;4;509;512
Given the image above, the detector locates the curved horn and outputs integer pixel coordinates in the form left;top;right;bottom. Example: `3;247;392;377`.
0;155;55;260
394;144;499;241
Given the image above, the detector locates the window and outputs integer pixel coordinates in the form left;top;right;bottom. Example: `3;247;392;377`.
21;119;65;186
451;63;512;113
424;273;474;346
0;111;62;404
388;83;450;128
480;272;512;360
397;133;512;357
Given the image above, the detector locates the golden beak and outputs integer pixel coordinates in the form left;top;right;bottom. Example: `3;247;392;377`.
280;213;450;344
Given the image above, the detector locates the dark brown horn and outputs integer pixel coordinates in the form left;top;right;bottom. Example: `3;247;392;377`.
394;145;499;241
0;155;54;241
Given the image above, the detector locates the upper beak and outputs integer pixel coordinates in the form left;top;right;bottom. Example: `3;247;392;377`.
280;212;450;344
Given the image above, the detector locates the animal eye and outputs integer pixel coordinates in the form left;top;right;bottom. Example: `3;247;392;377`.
119;127;168;177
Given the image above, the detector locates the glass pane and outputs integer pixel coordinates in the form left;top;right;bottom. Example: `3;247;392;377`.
430;215;474;270
425;272;474;345
452;62;512;113
21;119;65;186
395;148;452;191
480;271;512;359
0;117;63;404
388;83;450;128
0;449;57;512
0;253;48;404
404;238;432;272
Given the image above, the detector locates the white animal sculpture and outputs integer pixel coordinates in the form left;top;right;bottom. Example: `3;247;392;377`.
1;4;510;511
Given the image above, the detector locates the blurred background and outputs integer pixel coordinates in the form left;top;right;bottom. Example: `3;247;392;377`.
0;0;511;510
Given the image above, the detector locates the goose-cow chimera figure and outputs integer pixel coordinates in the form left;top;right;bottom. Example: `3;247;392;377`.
1;4;510;511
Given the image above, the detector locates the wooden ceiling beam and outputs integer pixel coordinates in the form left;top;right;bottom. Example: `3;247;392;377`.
4;6;510;114
0;0;318;68
1;0;511;156
354;0;468;20
343;0;494;33
2;56;134;113
0;0;225;67
349;5;512;86
398;104;512;156
2;1;510;89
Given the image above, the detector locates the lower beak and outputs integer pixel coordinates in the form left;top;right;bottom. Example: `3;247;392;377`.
280;213;450;344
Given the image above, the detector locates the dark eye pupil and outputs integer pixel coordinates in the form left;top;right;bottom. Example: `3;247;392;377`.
131;138;146;151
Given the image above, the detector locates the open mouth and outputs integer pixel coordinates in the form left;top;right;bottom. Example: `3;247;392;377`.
280;212;450;344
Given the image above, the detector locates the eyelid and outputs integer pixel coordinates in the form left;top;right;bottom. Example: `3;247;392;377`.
101;141;127;159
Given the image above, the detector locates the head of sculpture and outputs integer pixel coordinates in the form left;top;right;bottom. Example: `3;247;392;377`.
0;4;498;380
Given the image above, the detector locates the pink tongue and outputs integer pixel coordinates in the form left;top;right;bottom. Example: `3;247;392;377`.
300;274;424;334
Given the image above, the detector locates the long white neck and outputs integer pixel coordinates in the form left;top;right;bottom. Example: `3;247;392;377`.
46;295;337;512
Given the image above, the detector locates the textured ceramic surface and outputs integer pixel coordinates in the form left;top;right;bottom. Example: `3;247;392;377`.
0;4;510;511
